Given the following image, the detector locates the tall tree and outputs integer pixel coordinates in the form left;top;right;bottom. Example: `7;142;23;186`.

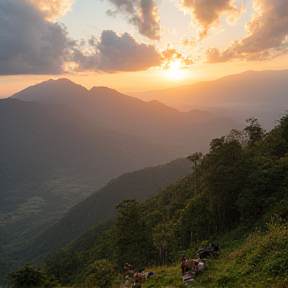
113;199;156;270
9;263;46;288
244;118;265;148
187;152;203;195
201;137;246;232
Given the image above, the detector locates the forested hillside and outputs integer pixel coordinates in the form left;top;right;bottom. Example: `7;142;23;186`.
7;158;191;266
40;114;288;287
0;97;175;276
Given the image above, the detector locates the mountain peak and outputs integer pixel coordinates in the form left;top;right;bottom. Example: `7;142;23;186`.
11;78;88;103
89;86;121;95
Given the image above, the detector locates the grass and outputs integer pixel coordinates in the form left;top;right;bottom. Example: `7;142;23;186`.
129;217;288;288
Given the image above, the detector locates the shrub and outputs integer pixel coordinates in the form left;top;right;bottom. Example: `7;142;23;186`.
84;259;118;288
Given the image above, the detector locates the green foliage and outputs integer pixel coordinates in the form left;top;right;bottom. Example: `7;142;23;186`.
196;217;288;287
244;118;266;148
113;199;156;269
8;262;58;288
84;259;118;288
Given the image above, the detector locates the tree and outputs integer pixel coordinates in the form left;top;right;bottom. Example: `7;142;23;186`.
187;152;203;195
152;222;175;266
9;262;46;288
225;128;249;148
201;137;247;232
177;194;210;246
244;118;265;147
113;199;155;270
85;259;117;288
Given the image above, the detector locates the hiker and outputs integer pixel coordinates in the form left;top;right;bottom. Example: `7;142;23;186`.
124;275;131;287
123;263;134;286
132;271;143;288
181;254;187;274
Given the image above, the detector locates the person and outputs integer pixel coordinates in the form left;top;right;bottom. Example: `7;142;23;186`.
132;271;143;288
123;263;134;286
181;253;187;275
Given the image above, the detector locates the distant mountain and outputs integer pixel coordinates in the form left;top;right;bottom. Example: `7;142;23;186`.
129;70;288;130
11;78;241;156
0;98;173;261
0;98;171;186
9;158;192;264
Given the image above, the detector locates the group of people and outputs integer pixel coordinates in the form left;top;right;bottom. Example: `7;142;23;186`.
181;254;205;285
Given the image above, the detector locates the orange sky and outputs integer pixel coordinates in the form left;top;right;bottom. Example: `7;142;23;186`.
1;0;288;97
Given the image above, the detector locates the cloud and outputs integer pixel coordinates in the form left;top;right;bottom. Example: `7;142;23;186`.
180;0;243;38
205;0;288;62
205;47;235;63
106;0;160;40
72;30;163;72
0;0;71;76
0;0;191;75
29;0;74;20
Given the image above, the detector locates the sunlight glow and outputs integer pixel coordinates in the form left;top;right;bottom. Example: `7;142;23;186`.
167;59;184;80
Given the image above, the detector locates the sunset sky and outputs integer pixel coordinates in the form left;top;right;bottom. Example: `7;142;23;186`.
1;0;288;97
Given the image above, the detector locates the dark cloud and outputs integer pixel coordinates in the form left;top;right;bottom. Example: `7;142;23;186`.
206;0;288;62
0;0;70;75
106;0;160;40
72;30;163;72
181;0;242;38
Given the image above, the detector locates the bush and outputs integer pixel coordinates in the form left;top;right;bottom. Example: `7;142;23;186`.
9;262;46;288
84;259;118;288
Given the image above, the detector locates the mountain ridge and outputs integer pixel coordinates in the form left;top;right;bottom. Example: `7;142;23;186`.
128;69;288;129
11;78;241;156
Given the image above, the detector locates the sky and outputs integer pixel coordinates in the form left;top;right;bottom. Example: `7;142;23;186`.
0;0;288;97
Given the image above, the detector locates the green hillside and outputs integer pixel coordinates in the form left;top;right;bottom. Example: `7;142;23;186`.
2;157;191;275
0;98;178;276
35;114;288;288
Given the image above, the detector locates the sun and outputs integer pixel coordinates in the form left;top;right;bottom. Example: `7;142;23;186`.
166;59;184;80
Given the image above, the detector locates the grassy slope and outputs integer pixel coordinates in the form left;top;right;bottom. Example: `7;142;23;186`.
140;217;288;288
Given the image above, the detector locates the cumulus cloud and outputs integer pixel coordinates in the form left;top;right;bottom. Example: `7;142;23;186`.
29;0;74;19
205;0;288;62
106;0;160;40
0;0;191;75
0;0;71;75
72;30;163;72
180;0;243;38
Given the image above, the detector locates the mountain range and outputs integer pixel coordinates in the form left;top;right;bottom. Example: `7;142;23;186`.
129;69;288;130
11;78;241;156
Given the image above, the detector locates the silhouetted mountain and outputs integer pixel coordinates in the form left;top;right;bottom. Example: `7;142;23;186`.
129;70;288;129
10;158;192;263
11;78;240;155
0;98;171;186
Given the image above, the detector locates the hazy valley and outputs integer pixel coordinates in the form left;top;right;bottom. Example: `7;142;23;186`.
130;70;288;130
